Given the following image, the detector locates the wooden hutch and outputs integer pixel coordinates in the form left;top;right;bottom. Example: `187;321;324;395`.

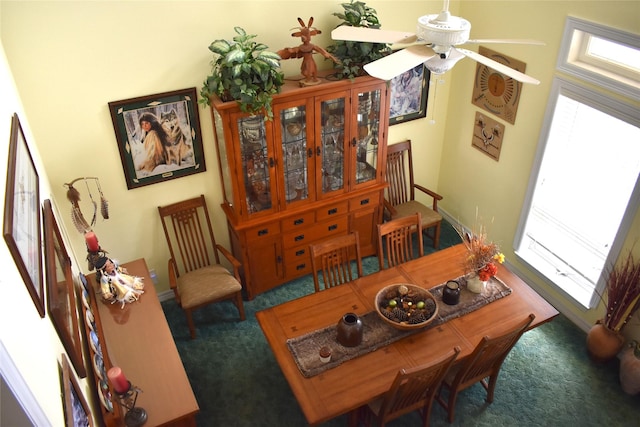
209;74;389;300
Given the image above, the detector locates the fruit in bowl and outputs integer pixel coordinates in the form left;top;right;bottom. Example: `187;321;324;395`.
375;283;438;330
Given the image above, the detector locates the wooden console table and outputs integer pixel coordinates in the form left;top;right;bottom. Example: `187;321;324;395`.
88;258;198;426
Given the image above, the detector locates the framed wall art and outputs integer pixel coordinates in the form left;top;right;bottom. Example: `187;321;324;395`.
471;46;526;125
3;113;44;317
108;87;206;189
472;111;505;161
389;64;430;125
60;353;94;427
44;199;86;378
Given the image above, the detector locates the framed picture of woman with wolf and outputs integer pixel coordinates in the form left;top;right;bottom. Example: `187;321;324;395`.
108;88;206;189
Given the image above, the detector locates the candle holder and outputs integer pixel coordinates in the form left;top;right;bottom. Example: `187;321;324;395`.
114;381;147;427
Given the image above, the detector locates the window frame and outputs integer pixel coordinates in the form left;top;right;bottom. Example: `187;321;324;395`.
557;16;640;101
514;76;640;310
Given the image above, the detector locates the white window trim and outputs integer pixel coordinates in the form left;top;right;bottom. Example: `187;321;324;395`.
557;16;640;101
514;77;640;310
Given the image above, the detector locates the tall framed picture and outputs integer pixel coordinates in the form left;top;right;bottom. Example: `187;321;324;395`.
60;354;94;427
108;88;206;189
44;199;86;378
389;65;430;125
3;113;44;317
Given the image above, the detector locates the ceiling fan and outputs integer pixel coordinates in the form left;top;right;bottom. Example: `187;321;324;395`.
331;0;544;84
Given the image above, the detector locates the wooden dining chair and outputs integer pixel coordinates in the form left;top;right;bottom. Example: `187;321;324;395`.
358;347;460;427
385;140;443;249
158;194;245;339
309;232;363;292
377;213;424;270
437;313;536;423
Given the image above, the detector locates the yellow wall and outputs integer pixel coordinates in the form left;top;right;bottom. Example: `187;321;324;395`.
0;1;638;424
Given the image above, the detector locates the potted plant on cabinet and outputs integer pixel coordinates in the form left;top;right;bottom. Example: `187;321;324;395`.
200;27;284;119
586;249;640;362
326;0;392;80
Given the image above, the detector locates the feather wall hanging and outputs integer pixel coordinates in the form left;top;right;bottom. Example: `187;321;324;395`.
63;177;109;234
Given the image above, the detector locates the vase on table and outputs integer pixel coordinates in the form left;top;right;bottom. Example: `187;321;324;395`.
619;341;640;395
466;273;486;294
336;313;363;347
586;319;625;363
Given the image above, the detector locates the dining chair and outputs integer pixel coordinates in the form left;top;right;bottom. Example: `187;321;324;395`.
158;194;245;339
358;347;461;427
309;232;363;292
385;139;443;249
437;313;536;423
377;213;424;270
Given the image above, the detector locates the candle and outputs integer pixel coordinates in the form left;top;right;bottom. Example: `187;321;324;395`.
85;231;99;252
107;366;130;394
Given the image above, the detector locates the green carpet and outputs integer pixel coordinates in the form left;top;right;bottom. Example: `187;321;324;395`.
160;221;640;426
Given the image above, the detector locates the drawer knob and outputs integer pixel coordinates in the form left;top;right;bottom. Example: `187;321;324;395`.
360;198;370;205
257;229;269;236
294;234;305;242
293;218;304;225
328;224;338;231
328;208;338;215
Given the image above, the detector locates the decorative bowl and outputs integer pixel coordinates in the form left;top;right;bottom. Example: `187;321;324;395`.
375;283;438;330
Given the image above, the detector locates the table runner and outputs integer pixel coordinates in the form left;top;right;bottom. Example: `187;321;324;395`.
286;274;511;378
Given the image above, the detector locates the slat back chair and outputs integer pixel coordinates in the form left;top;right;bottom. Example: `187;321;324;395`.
385;140;443;248
437;313;535;422
158;195;245;339
359;347;460;427
377;213;424;270
310;232;363;293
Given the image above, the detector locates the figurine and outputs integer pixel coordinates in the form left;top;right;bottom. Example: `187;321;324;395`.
94;256;144;309
278;17;340;86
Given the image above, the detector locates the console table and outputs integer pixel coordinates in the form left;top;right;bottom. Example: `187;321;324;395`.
87;258;198;426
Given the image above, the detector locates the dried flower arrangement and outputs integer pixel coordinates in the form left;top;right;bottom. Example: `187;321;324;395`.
454;213;505;281
600;250;640;333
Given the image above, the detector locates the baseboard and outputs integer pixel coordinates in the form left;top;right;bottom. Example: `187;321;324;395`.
438;207;591;334
157;289;174;302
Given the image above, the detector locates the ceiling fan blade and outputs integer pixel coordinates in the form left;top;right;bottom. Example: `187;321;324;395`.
455;47;541;84
363;45;436;81
331;26;417;44
466;38;546;46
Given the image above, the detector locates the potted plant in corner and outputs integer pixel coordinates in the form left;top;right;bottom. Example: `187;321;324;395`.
200;27;284;119
586;249;640;363
326;0;392;80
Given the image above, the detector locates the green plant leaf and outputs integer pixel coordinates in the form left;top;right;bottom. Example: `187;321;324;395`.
209;40;231;55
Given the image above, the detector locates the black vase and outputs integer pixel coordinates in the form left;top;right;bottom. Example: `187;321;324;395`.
336;313;363;347
443;280;460;305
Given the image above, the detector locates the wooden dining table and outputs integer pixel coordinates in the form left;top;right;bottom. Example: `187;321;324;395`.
256;244;559;426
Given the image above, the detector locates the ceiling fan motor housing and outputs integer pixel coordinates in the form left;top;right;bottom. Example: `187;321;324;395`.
416;13;471;56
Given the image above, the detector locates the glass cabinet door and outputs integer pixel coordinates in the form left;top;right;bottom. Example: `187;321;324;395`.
280;105;311;206
237;114;273;215
319;95;347;197
354;87;382;186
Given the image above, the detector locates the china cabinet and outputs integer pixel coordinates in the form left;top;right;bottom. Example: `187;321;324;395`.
210;74;389;299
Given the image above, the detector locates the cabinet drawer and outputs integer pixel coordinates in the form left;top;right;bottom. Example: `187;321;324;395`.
244;222;281;241
283;246;312;276
349;192;380;212
281;211;315;230
282;216;348;248
316;201;348;222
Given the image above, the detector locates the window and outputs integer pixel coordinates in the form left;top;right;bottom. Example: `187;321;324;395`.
557;17;640;101
515;19;640;309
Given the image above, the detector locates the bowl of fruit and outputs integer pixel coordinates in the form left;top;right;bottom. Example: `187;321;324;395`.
375;283;438;330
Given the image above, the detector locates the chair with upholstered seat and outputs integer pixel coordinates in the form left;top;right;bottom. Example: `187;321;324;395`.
309;232;363;293
385;139;443;249
158;194;245;339
358;347;460;427
437;313;535;423
377;213;424;270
